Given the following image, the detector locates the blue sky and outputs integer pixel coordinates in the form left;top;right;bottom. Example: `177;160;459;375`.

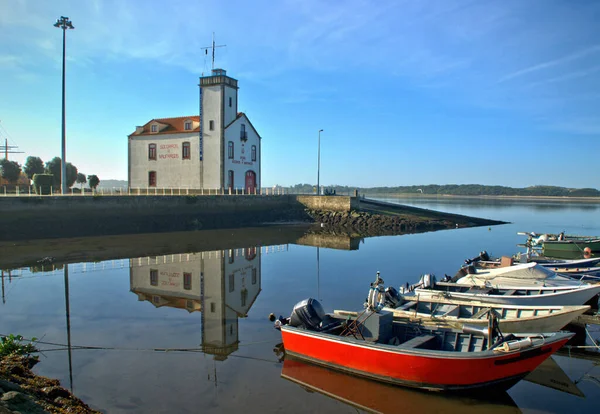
1;0;599;188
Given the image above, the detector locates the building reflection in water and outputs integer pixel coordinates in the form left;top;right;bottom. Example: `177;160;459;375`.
129;245;283;360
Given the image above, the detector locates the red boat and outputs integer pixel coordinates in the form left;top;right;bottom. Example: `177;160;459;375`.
277;298;573;392
281;357;521;413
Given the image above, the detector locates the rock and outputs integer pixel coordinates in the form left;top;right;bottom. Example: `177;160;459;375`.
41;386;71;400
0;380;23;394
1;391;50;414
0;405;15;414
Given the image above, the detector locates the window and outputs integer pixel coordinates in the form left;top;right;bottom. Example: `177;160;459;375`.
241;289;247;307
151;124;158;133
245;247;257;261
240;124;247;141
229;274;235;292
251;145;256;161
228;170;234;191
182;142;190;159
228;248;234;264
210;302;216;313
228;141;234;159
186;300;193;309
229;97;232;107
150;269;158;286
184;121;192;131
149;171;157;187
209;120;214;131
183;272;192;290
148;143;157;160
252;268;257;285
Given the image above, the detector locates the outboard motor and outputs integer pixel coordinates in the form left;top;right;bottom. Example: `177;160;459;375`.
384;286;401;308
464;250;490;265
289;298;325;331
419;274;437;289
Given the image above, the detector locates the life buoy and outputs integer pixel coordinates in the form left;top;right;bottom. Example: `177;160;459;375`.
367;285;386;311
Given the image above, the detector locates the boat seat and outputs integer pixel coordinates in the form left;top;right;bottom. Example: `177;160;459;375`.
471;307;491;319
401;334;437;349
502;289;517;296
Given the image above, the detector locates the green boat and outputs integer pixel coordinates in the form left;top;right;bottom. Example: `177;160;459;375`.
522;231;600;254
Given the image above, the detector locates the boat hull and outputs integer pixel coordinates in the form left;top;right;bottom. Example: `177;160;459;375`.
280;326;571;392
415;284;600;306
543;239;600;253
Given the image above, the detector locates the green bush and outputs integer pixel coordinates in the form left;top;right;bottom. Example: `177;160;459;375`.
0;334;38;358
32;173;54;195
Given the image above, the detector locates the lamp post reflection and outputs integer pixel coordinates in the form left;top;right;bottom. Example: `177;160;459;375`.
64;264;73;392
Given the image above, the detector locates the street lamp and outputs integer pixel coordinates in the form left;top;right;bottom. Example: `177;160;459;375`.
317;129;323;195
54;16;74;195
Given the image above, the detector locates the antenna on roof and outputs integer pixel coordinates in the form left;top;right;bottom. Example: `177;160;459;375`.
201;32;226;71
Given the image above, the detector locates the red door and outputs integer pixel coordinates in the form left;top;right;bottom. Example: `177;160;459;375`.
245;171;256;193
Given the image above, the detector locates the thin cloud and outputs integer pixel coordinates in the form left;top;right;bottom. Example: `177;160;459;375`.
527;64;600;88
498;44;600;83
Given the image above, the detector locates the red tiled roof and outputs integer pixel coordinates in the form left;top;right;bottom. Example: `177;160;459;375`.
130;116;200;136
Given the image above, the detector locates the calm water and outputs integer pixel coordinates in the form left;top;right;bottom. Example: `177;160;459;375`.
1;197;600;413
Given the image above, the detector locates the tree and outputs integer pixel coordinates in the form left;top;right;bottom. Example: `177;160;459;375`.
44;157;79;188
87;174;100;190
76;173;87;189
66;162;78;188
0;159;22;184
45;157;62;188
23;156;44;180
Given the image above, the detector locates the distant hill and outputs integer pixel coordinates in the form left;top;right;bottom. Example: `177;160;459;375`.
97;179;128;189
289;183;600;197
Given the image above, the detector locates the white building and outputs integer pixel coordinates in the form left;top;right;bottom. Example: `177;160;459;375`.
129;246;262;359
128;69;261;192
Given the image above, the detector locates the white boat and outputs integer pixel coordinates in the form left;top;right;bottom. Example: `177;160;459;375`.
381;298;589;333
412;281;600;306
454;262;579;287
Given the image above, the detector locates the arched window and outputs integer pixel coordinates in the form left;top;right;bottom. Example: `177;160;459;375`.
182;142;190;159
240;124;247;141
251;145;256;161
228;141;234;159
148;143;157;160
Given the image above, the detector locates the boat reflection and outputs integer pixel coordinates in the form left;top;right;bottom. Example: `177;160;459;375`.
279;349;522;413
130;246;267;360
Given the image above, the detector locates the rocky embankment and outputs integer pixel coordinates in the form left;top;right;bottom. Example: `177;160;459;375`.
0;356;99;414
306;206;505;237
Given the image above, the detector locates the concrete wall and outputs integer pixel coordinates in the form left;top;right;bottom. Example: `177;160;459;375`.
129;132;201;188
296;195;359;212
0;195;357;241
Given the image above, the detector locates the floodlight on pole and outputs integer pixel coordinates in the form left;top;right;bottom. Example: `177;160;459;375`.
54;16;74;194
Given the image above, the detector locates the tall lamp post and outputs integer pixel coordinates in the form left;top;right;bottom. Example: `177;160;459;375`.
317;129;323;195
54;16;74;195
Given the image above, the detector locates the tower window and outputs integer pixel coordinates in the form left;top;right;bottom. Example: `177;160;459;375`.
251;145;256;161
209;120;214;131
148;143;157;160
229;274;235;292
229;97;232;107
228;141;234;159
151;124;158;133
228;170;234;190
182;142;191;159
184;121;192;131
240;124;247;141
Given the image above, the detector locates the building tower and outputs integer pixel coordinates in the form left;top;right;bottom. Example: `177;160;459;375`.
199;69;239;189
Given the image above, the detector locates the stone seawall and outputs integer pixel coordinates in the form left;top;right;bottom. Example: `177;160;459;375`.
0;195;358;241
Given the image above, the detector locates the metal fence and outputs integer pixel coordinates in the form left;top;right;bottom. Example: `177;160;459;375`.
1;186;355;197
